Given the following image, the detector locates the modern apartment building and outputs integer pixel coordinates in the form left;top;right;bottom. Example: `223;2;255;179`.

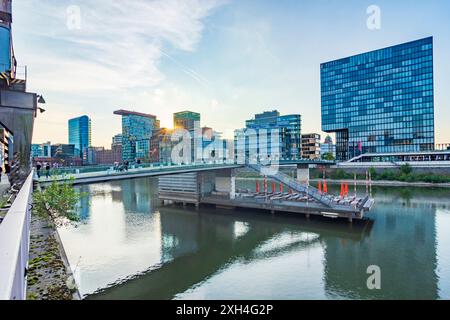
321;37;435;161
301;133;321;160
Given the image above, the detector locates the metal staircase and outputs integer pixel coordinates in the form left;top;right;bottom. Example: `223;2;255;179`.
246;164;334;207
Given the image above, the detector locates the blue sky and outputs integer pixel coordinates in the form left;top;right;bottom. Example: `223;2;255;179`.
12;0;450;147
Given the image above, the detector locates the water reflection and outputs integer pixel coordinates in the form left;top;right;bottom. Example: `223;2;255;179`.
57;178;450;300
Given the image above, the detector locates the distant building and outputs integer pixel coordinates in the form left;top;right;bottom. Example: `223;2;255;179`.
31;142;52;158
114;110;159;163
87;145;122;165
51;144;76;159
112;134;123;147
31;144;43;158
87;146;105;165
150;128;175;164
321;37;435;161
301;134;321;160
68;115;92;162
235;110;302;163
174;111;200;131
320;135;336;159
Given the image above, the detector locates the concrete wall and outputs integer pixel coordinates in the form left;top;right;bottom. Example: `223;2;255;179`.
0;90;37;175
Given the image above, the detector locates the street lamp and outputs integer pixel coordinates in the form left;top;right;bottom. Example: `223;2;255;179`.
37;95;46;113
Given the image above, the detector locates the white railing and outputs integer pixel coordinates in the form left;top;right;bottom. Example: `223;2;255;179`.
0;171;34;300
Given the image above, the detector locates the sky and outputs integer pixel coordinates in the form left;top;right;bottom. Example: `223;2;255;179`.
11;0;450;148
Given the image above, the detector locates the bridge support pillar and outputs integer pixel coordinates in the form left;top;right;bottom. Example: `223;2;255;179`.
297;164;310;185
230;175;236;200
215;169;236;200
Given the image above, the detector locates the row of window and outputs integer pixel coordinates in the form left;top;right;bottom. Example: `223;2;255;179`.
322;59;433;83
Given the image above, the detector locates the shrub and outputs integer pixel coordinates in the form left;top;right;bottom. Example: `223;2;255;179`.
400;163;413;175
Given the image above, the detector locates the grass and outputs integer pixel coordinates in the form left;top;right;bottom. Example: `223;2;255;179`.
311;165;450;184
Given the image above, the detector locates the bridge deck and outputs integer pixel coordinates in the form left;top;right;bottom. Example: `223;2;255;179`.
35;164;243;186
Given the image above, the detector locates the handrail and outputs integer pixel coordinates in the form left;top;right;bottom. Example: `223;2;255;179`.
0;171;34;300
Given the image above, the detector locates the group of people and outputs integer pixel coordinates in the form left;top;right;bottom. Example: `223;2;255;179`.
113;160;130;172
35;162;51;179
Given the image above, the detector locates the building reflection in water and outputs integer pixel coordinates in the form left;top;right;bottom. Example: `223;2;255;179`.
66;178;449;300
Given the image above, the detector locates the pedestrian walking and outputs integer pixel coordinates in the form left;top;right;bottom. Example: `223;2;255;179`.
36;162;42;178
45;163;51;179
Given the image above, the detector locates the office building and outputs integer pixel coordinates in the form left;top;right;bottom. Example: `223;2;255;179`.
150;128;175;164
31;142;52;159
114;110;159;163
174;111;200;131
321;37;435;161
301;133;321;160
51;144;76;159
68;115;92;161
235;110;302;163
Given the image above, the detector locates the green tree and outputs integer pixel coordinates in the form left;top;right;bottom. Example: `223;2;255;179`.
34;177;86;225
321;153;336;161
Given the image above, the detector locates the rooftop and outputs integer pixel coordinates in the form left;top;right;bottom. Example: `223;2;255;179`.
114;109;157;119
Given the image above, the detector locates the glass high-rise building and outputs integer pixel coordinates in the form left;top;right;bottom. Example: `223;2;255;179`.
235;110;302;162
68;115;92;161
114;110;159;163
321;37;435;161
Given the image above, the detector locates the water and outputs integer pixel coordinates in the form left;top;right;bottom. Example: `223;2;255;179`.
57;178;450;300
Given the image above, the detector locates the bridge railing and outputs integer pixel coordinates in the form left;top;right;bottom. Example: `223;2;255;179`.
0;171;34;300
37;161;239;177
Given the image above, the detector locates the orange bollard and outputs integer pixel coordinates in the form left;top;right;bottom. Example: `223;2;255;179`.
256;181;260;193
318;180;322;193
272;182;276;194
323;180;328;194
280;184;284;193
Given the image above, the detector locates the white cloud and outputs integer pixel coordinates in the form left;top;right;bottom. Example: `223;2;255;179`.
16;0;226;93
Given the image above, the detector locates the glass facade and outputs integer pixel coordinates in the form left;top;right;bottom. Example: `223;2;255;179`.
321;37;435;161
174;111;201;131
115;110;158;163
68;115;92;161
235;110;302;162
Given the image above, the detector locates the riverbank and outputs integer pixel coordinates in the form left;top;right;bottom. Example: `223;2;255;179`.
309;179;450;188
236;177;450;188
27;210;81;300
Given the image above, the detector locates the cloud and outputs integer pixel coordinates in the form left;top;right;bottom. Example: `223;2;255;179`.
16;0;226;93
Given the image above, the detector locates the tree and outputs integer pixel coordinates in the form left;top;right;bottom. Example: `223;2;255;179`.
322;153;336;161
34;177;86;226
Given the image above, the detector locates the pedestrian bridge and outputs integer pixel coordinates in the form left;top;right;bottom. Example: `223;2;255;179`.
36;163;244;186
35;160;335;186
